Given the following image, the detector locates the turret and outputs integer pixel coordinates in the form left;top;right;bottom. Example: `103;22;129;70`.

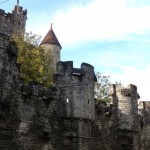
11;4;27;35
0;2;27;36
55;61;96;120
40;24;62;72
54;61;96;149
109;84;139;131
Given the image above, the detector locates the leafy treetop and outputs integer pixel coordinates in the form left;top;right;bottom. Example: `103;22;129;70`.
11;32;54;87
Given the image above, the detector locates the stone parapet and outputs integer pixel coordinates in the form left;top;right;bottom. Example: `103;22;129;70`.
55;61;96;120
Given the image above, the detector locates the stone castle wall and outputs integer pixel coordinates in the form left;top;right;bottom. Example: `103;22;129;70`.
0;4;150;150
0;33;20;149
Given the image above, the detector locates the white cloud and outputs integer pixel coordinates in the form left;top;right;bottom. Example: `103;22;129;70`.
26;0;150;46
49;0;150;46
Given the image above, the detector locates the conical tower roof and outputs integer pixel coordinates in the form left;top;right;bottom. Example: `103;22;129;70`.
40;23;62;49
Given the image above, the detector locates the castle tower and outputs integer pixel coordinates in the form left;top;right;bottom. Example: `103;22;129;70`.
0;1;27;36
54;61;96;149
40;24;62;72
109;84;139;150
109;84;139;130
55;61;96;120
11;2;27;35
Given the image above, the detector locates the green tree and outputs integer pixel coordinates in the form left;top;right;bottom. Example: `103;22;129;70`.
95;72;110;102
11;32;54;87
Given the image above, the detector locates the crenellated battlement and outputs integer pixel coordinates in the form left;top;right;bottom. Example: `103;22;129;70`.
0;5;27;36
56;61;96;79
55;61;96;120
109;84;137;95
12;5;27;14
56;61;97;88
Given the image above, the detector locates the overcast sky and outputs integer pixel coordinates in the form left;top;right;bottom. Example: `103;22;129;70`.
1;0;150;101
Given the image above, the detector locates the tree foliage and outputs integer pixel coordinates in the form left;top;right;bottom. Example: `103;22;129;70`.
11;32;54;87
95;72;110;102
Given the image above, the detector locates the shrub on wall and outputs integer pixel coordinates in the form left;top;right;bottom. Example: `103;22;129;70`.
11;32;54;87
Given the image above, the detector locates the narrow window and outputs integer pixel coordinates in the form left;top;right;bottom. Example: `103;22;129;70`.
66;98;69;103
